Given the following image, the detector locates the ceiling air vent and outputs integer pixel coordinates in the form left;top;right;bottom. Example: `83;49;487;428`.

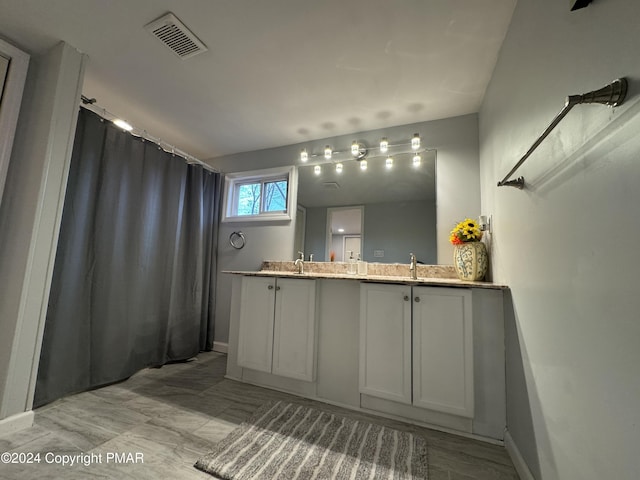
145;13;207;59
322;182;340;190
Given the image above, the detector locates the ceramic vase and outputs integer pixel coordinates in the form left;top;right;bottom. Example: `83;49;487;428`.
453;241;488;281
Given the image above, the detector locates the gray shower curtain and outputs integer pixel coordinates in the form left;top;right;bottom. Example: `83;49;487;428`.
34;108;221;407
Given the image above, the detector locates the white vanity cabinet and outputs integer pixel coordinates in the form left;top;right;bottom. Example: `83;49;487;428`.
360;283;474;418
412;287;473;417
237;276;316;381
227;272;506;441
359;283;412;404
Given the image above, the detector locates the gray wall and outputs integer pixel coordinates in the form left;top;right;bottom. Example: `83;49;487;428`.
208;114;480;343
479;0;640;478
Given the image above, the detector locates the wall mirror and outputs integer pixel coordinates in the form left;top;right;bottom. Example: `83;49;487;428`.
296;150;437;264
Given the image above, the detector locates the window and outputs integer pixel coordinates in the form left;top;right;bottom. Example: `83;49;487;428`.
222;166;295;222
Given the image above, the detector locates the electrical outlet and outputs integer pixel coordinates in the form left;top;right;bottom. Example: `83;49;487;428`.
479;215;493;234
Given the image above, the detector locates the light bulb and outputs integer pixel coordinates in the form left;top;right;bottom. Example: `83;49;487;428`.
324;145;332;160
360;159;367;171
113;119;133;131
380;137;389;153
314;165;321;175
413;153;421;167
335;163;343;173
351;141;359;156
386;156;394;169
411;133;420;150
300;148;308;162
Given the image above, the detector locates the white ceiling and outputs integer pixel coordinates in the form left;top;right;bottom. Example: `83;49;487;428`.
0;0;515;160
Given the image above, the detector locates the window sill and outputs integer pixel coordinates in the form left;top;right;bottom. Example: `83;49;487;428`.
221;212;292;224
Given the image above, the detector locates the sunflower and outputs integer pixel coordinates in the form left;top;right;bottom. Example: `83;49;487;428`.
449;218;483;244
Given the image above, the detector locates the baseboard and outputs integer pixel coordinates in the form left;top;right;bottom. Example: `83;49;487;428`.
0;410;34;435
212;341;228;354
505;430;536;480
228;374;505;446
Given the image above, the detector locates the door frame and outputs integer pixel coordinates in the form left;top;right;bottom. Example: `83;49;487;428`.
0;38;30;210
325;205;364;262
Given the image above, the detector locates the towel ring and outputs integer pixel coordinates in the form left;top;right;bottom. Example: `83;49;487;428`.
229;231;246;249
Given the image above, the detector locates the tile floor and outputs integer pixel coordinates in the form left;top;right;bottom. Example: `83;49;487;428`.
0;352;519;479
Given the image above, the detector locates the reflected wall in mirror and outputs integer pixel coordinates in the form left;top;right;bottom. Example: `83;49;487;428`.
297;150;436;264
327;206;363;262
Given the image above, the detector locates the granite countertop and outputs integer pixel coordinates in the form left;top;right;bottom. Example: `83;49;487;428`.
224;261;508;290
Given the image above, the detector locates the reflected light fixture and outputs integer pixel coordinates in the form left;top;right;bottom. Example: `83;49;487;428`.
411;133;421;150
360;159;367;171
335;162;343;173
314;165;322;175
351;141;360;156
324;145;332;160
385;156;394;169
338;228;345;233
413;153;421;167
300;148;308;162
380;137;389;153
113;118;133;131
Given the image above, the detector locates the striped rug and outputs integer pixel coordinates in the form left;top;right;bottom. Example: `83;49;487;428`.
195;401;428;479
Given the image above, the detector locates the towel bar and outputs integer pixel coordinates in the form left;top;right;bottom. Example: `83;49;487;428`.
497;78;628;189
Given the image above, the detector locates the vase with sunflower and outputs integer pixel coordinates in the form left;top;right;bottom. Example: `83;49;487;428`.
450;218;488;281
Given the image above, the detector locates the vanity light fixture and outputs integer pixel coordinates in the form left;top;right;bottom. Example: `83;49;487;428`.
113;118;133;131
298;134;428;176
411;133;421;150
338;228;345;233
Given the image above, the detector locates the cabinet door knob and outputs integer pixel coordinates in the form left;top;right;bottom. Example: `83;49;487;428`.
403;295;410;301
414;296;420;302
268;285;274;290
276;286;281;291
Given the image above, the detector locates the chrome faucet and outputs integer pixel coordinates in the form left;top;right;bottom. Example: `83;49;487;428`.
409;253;417;280
294;251;305;274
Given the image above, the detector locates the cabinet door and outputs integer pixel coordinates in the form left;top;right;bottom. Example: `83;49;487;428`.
272;278;317;381
359;283;412;404
412;287;474;417
237;276;276;373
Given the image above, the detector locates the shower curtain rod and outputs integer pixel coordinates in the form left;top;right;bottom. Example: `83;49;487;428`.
80;96;219;173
